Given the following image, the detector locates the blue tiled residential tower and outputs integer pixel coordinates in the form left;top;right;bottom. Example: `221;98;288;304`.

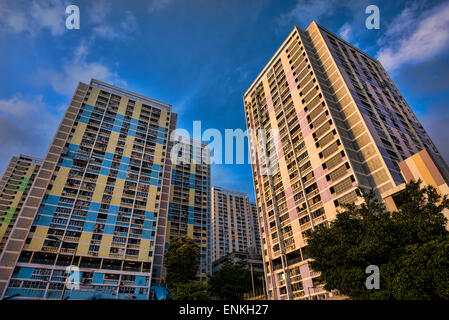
0;79;177;300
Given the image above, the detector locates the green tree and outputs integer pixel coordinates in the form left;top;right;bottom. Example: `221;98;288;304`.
305;180;449;300
208;262;253;300
164;236;200;288
172;281;210;300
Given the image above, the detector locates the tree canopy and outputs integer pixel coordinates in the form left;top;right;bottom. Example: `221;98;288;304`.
305;180;449;299
164;236;200;288
172;280;210;300
208;262;253;300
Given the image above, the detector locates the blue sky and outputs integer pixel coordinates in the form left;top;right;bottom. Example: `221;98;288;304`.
0;0;448;201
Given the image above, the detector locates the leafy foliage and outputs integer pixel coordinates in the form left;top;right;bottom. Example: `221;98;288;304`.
164;236;200;288
208;262;253;300
305;180;449;299
172;281;210;300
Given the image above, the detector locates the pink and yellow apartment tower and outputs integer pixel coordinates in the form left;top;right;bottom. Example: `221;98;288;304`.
243;22;449;300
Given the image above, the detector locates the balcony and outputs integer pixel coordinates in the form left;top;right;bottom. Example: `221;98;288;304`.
60;248;76;254
313;214;326;225
300;221;312;231
308;201;322;212
42;246;58;253
310;271;321;278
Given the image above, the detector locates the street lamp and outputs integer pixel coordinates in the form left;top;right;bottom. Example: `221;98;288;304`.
250;262;255;297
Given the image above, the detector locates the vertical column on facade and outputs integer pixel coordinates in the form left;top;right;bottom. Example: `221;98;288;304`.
152;113;177;286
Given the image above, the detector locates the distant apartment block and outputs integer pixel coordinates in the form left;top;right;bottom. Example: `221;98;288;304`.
166;136;211;279
243;21;449;300
210;187;262;265
248;202;262;256
0;155;42;253
0;79;177;299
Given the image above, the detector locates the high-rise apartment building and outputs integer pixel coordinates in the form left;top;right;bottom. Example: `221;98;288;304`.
210;187;262;264
166;136;211;278
0;155;42;253
0;79;177;299
243;22;449;300
248;202;262;257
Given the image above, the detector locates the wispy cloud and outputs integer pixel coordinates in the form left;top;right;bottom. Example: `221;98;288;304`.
277;0;339;29
148;0;174;14
0;94;62;172
0;0;138;40
0;0;67;36
276;0;369;50
338;23;352;42
92;11;138;40
37;42;126;96
87;0;113;25
88;1;139;40
377;1;449;71
0;94;40;116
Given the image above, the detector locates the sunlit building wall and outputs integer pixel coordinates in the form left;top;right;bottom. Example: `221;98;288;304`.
243;21;449;300
210;187;262;266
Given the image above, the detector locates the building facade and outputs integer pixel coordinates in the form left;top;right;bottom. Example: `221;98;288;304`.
0;155;42;254
210;187;261;265
243;22;449;300
166;136;211;279
0;79;177;299
383;149;449;221
248;202;262;257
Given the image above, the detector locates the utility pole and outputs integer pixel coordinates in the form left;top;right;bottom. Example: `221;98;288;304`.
250;262;255;297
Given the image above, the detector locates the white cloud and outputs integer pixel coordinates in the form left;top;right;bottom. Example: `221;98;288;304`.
277;0;341;29
0;0;67;36
148;0;174;13
30;0;66;36
87;1;112;25
0;94;62;173
0;7;28;32
92;10;138;40
0;94;40;116
382;5;418;41
0;0;138;40
87;0;138;41
38;42;127;96
338;23;352;42
377;2;449;71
